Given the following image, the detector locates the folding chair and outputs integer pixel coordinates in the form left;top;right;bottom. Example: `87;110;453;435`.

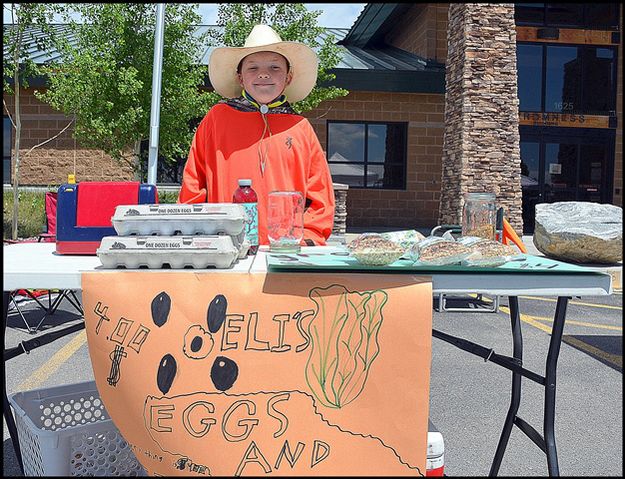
38;191;57;243
429;225;502;313
7;191;84;333
7;289;83;334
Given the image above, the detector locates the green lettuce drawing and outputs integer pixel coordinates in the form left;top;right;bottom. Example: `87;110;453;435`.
305;285;388;408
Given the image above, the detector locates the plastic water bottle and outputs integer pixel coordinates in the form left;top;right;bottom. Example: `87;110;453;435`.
233;179;259;255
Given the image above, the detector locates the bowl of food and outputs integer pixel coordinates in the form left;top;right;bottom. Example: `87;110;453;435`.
347;233;406;266
458;236;524;267
407;236;474;266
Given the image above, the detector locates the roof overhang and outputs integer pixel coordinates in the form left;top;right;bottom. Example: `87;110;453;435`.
325;68;445;94
341;3;413;48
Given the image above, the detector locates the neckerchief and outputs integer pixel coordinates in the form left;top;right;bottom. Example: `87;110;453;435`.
220;94;296;115
242;89;288;111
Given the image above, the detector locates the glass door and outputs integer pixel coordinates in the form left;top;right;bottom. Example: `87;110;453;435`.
519;126;614;233
543;141;578;203
520;139;542;232
578;143;609;202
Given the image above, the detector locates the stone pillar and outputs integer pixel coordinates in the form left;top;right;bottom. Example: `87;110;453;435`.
329;182;349;244
439;3;523;232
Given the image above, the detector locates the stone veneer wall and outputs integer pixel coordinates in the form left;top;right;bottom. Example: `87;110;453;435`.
439;3;523;232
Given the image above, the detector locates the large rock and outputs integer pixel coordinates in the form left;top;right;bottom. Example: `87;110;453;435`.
533;202;622;264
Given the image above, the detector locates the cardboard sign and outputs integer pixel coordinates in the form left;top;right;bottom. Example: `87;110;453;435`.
82;272;432;476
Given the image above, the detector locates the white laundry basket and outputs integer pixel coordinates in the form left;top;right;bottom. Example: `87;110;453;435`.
8;380;146;476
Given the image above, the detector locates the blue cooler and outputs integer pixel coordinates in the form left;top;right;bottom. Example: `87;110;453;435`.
56;181;158;255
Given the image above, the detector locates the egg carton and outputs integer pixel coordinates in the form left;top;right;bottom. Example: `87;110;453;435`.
111;203;247;241
96;235;245;269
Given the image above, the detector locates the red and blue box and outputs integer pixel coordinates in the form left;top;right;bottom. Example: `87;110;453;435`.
56;181;158;255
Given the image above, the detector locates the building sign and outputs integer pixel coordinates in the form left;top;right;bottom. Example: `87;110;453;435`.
519;112;612;129
82;271;433;476
516;26;619;46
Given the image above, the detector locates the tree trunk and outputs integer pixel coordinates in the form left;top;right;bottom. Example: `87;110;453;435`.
133;140;142;181
11;23;24;240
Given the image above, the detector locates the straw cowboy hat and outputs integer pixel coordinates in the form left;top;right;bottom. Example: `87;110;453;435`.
209;24;319;103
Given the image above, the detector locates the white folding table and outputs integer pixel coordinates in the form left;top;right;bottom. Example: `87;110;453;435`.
3;242;613;476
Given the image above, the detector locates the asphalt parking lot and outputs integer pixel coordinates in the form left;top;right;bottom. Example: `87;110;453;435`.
3;290;622;476
429;291;622;476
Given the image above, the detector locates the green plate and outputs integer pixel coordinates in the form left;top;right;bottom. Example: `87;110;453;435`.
266;250;598;274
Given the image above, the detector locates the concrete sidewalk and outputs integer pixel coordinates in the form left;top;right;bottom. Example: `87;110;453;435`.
342;227;622;291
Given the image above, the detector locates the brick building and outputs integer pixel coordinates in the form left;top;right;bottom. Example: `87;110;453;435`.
4;3;622;233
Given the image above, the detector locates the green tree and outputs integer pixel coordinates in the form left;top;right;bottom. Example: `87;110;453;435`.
208;3;348;113
3;3;66;240
37;4;213;179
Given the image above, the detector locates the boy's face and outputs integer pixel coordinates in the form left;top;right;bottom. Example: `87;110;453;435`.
237;51;292;105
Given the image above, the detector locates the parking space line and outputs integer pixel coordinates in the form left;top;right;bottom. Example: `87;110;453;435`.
523;316;622;331
562;335;623;370
16;330;87;392
556;319;621;331
498;305;553;334
498;305;622;370
519;295;622;310
498;305;622;333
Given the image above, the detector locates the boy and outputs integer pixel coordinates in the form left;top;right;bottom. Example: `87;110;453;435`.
178;25;335;246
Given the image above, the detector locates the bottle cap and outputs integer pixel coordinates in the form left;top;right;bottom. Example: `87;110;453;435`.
68;174;76;184
238;179;252;187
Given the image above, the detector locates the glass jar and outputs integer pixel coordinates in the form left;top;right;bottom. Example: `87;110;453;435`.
462;192;496;240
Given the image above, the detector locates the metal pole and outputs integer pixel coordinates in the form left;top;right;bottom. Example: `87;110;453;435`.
147;3;166;185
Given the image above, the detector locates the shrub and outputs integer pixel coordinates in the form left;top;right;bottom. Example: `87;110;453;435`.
158;191;179;204
3;189;53;240
3;187;181;240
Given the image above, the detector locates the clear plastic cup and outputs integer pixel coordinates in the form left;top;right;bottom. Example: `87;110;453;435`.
267;191;304;253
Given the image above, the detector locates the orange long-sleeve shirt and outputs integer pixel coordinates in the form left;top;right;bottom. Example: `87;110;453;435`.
178;104;335;245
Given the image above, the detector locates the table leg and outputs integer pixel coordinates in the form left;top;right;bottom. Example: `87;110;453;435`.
544;296;568;476
3;291;25;473
489;295;523;476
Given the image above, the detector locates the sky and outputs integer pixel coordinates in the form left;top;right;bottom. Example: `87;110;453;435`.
198;4;365;29
3;4;366;29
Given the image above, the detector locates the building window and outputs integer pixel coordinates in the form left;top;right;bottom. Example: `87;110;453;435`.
517;44;543;111
583;4;620;29
581;48;615;112
515;3;620;30
545;45;579;113
517;43;617;115
4;117;12;185
327;121;407;189
515;3;546;25
545;3;584;28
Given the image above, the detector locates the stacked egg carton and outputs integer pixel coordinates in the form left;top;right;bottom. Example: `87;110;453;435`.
96;203;250;269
